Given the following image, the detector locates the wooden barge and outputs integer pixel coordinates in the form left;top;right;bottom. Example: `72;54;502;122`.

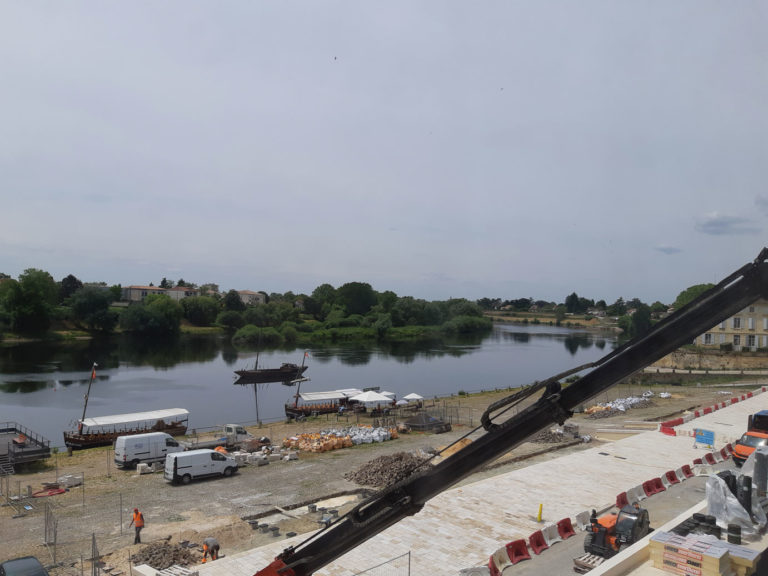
63;408;189;450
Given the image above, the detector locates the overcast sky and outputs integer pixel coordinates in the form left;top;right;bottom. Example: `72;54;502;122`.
2;2;766;304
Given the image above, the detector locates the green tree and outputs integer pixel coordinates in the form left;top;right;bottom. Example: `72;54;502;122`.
311;284;338;313
4;269;58;333
216;310;245;331
59;274;83;303
606;298;627;316
673;284;714;310
650;301;667;315
223;289;246;311
70;286;118;332
377;290;398;313
109;284;123;301
629;303;653;337
337;282;376;315
564;292;580;313
391;297;426;326
120;294;182;336
373;313;392;338
181;296;220;326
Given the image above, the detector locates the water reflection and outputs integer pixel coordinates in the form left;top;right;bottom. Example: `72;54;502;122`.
0;380;52;393
500;328;614;356
0;328;614;376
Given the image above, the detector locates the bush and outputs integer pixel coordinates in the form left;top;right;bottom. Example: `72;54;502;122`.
232;325;283;346
440;315;493;334
216;310;245;332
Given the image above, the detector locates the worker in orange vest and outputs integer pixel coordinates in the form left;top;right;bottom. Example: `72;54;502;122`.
129;508;145;544
202;537;220;562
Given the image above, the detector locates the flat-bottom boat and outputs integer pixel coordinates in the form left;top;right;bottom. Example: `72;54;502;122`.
63;408;189;449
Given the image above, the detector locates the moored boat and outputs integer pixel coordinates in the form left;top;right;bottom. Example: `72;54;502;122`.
63;408;190;449
234;362;308;384
285;387;364;419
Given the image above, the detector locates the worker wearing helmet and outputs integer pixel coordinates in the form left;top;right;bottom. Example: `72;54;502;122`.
202;537;220;562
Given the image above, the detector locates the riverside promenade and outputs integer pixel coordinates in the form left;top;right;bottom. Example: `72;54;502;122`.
181;386;768;576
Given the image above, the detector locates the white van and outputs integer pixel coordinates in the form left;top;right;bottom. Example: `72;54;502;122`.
164;449;238;484
114;432;183;469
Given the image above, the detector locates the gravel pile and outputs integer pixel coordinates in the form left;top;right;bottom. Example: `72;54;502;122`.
344;452;431;487
130;542;197;570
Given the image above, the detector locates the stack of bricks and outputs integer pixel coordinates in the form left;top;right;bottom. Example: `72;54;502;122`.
650;531;761;576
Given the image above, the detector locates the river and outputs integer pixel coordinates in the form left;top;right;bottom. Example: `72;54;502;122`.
0;324;616;448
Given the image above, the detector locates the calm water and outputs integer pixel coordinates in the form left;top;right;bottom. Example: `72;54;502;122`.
0;325;615;448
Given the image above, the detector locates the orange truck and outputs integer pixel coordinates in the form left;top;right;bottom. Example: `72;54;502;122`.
733;410;768;467
732;430;768;467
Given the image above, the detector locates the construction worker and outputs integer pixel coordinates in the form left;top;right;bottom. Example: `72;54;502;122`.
129;507;145;544
202;537;220;562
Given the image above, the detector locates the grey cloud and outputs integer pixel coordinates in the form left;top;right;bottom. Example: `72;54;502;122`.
654;245;682;255
694;213;760;236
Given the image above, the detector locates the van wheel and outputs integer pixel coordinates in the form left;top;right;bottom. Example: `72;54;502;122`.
181;474;191;485
223;467;233;477
131;460;140;469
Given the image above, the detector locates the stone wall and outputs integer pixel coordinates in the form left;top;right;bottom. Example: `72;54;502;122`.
653;348;768;371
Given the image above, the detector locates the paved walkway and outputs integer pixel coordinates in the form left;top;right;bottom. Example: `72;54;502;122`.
192;387;766;576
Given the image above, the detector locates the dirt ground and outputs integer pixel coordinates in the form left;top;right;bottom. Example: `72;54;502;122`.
1;380;761;574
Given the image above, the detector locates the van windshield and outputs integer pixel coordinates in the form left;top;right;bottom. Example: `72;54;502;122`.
738;434;768;448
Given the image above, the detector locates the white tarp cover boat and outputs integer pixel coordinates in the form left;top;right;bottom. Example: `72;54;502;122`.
79;408;190;429
298;389;363;402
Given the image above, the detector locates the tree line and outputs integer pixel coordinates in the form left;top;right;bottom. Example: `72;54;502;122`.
0;270;491;345
476;283;715;339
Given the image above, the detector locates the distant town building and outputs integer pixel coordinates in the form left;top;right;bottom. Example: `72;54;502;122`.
237;290;266;306
166;286;199;301
122;285;167;302
695;298;768;351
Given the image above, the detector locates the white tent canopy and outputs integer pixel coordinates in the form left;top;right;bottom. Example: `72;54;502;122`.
350;391;393;404
403;393;423;401
380;390;396;398
395;399;409;406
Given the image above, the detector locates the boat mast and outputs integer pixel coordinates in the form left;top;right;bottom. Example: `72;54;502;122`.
79;362;98;433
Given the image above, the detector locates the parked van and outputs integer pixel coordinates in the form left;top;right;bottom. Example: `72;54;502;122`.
114;432;184;469
164;449;238;484
732;430;768;467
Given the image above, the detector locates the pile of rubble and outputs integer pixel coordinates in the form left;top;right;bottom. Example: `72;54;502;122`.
531;429;570;443
344;452;431;487
283;426;398;453
130;541;197;570
585;396;655;419
531;423;585;443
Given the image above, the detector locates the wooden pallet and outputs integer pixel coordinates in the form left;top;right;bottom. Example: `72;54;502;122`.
573;553;605;574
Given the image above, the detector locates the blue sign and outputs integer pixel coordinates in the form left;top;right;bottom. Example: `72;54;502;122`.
694;428;715;446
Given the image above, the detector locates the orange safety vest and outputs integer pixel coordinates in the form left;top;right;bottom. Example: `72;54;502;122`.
132;511;144;527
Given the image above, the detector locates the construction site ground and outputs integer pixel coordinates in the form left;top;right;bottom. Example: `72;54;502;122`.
0;381;759;575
